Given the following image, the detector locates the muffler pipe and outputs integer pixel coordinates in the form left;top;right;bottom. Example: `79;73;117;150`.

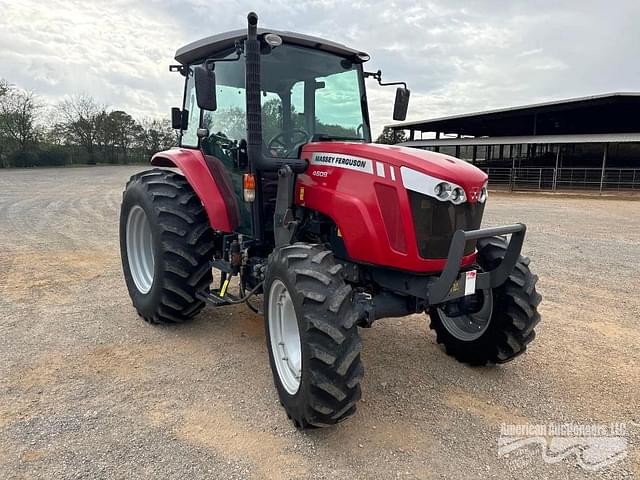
245;12;263;173
244;12;307;174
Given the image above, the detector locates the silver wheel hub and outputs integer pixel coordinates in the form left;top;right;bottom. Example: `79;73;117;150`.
126;205;155;294
437;289;493;341
268;279;302;395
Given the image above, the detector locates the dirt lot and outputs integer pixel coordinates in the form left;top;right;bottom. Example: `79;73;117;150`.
0;165;638;479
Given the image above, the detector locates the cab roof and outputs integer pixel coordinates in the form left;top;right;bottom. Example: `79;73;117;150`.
175;28;367;65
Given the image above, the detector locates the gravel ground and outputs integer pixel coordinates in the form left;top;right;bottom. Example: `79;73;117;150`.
0;165;638;480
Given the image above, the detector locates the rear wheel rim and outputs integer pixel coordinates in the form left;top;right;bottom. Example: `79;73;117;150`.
437;289;493;341
126;205;155;294
268;279;302;395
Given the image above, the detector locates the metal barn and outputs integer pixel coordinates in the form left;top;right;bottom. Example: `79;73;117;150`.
388;93;640;192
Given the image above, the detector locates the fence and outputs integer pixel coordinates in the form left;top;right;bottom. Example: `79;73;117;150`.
0;145;151;168
481;167;640;192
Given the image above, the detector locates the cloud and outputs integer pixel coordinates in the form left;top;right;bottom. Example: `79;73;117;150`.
0;0;184;119
1;0;639;136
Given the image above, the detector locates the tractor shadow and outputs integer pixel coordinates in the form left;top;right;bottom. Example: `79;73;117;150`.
182;304;523;418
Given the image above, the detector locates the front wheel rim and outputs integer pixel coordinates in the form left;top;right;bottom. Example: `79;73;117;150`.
126;205;155;294
268;279;302;395
437;289;493;341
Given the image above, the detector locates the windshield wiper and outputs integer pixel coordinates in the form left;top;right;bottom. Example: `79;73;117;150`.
313;134;365;142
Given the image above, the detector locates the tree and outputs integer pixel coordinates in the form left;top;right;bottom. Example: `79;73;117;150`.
0;87;42;152
110;110;141;161
375;126;407;145
314;120;357;138
137;118;177;157
0;79;8;98
95;110;115;161
204;106;246;142
56;95;103;163
0;79;9;166
0;79;179;168
261;98;283;142
94;110;142;162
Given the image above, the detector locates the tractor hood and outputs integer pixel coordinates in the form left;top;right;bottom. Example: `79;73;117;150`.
302;142;488;202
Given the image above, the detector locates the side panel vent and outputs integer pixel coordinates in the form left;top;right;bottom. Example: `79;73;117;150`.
374;183;407;253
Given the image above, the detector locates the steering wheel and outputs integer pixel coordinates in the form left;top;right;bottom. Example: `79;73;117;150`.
267;128;311;157
208;131;235;147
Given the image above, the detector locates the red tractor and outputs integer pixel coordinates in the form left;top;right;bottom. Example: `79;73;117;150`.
120;12;541;429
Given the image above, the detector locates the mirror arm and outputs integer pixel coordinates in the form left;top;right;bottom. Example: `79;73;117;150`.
379;79;408;89
202;41;244;70
364;70;407;89
169;40;242;77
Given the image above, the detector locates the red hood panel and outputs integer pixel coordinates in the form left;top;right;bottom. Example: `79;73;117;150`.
297;141;483;272
302;142;488;194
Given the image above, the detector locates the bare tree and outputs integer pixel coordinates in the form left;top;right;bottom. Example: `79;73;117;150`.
0;79;178;168
56;95;103;163
0;79;9;165
0;87;43;152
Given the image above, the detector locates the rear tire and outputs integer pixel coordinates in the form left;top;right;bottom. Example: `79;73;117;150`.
120;169;215;324
429;236;542;365
264;244;363;429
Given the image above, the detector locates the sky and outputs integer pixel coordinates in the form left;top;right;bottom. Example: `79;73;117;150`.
1;0;640;137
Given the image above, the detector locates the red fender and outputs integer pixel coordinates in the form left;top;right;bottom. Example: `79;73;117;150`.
151;148;238;233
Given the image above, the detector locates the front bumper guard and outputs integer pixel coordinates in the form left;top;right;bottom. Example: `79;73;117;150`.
427;223;526;305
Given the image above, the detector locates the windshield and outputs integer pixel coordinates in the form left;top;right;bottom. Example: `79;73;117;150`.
200;43;370;159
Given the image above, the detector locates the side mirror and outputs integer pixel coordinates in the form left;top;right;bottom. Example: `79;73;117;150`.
171;107;189;130
393;87;410;121
194;64;217;111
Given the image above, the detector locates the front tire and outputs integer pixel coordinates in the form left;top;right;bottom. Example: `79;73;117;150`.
429;236;542;365
264;244;364;429
120;169;215;324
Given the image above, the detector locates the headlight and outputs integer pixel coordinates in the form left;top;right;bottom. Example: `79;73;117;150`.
451;187;466;205
434;182;452;200
400;166;469;205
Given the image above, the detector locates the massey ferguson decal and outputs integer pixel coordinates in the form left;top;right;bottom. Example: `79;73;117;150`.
310;152;374;174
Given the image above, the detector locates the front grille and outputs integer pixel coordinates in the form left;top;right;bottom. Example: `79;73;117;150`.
408;191;485;259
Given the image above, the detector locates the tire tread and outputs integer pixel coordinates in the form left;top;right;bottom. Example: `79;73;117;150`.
266;244;363;428
122;169;214;325
429;235;541;365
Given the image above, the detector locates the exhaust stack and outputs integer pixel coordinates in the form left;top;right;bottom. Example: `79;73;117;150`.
244;12;307;173
245;12;263;173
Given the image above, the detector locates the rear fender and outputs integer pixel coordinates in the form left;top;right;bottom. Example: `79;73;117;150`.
151;148;238;232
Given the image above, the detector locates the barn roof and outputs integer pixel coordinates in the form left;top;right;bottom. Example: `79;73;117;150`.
388;93;640;137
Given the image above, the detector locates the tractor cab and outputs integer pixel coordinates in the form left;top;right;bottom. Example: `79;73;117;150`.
171;26;407;238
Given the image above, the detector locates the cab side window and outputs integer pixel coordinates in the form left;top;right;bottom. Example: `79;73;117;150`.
202;56;246;143
181;67;201;148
